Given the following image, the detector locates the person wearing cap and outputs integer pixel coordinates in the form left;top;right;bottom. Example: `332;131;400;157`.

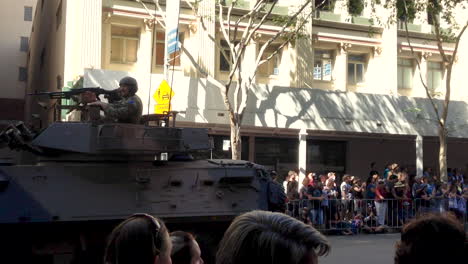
87;76;143;123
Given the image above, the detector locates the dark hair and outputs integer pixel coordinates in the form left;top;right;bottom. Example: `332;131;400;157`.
366;173;378;186
170;231;196;264
395;213;466;264
104;214;171;264
216;210;330;264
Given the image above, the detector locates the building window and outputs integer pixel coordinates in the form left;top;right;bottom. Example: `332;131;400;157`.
24;6;33;21
154;31;165;66
397;58;414;89
314;50;333;81
20;37;29;52
348;54;367;85
193;135;249;160
255;137;298;168
219;40;232;72
397;0;416;22
56;75;63;90
258;44;281;76
427;61;443;91
19;67;27;82
348;0;364;16
427;0;440;25
307;140;346;174
154;31;183;67
111;26;140;64
168;33;183;67
316;0;333;11
347;54;366;85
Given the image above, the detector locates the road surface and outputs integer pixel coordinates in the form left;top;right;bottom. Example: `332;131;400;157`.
319;233;400;264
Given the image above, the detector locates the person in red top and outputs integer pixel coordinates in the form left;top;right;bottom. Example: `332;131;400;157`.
375;179;388;226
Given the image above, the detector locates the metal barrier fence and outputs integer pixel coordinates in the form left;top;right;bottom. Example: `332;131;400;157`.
286;198;467;234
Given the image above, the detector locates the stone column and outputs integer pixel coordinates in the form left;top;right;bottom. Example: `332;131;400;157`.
80;0;102;69
196;0;216;77
298;128;307;191
243;39;257;82
380;5;398;95
292;0;314;88
416;134;424;178
333;43;350;92
137;20;154;74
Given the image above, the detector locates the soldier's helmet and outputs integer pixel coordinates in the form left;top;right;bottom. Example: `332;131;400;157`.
119;76;138;95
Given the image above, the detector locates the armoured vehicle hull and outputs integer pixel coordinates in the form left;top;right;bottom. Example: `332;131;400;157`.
0;121;285;263
0;159;276;224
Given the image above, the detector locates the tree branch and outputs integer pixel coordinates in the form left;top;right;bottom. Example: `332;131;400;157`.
137;0;166;29
432;15;449;64
402;0;442;126
184;0;232;74
227;1;274;83
226;0;235;41
441;19;468;124
153;0;167;24
240;1;314;123
218;3;232;55
243;1;277;45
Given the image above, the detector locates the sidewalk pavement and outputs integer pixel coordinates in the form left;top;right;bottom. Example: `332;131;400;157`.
319;233;400;264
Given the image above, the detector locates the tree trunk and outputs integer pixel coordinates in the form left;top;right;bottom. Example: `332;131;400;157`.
438;126;448;183
230;119;242;160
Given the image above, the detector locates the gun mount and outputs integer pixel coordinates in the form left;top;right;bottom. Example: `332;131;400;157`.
0;121;209;162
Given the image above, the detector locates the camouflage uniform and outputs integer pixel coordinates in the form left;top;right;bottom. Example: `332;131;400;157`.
103;94;143;124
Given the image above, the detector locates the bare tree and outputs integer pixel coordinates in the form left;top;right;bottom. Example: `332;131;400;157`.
139;0;328;159
173;0;324;160
375;0;468;182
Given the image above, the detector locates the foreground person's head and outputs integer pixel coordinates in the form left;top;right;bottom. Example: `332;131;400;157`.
395;213;466;264
216;210;330;264
170;231;204;264
104;213;172;264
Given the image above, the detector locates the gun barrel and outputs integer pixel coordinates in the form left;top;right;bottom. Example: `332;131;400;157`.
28;87;121;101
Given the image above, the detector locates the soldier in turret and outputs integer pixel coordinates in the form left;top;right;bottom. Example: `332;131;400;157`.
85;76;143;124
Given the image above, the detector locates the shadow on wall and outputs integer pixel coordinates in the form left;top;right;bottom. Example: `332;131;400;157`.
180;78;468;138
83;68;468;138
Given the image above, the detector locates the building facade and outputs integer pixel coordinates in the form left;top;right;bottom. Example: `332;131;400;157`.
26;0;468;179
0;0;37;120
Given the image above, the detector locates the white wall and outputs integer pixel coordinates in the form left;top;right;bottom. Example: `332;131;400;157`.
0;0;37;99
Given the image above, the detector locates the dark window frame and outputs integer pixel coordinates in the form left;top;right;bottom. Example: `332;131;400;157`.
24;6;33;21
20;36;29;52
314;49;334;81
347;54;367;85
397;58;415;89
19;67;28;82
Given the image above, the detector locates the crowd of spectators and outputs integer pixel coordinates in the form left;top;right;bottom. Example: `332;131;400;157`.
282;164;468;233
100;163;467;264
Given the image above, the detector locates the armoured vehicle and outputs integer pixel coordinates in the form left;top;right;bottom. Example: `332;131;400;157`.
0;119;285;263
